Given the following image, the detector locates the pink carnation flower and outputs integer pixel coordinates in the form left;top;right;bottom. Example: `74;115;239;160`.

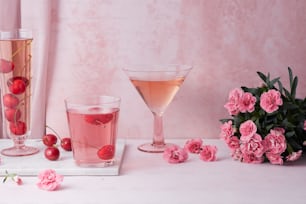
199;145;217;162
231;148;243;161
240;133;265;158
226;136;240;150
260;89;283;113
184;138;203;154
264;128;287;155
242;153;264;164
304;121;306;131
239;92;256;113
37;169;64;191
13;175;23;185
273;127;285;134
266;153;283;165
239;120;257;142
163;145;188;164
224;88;243;116
220;120;234;141
3;171;23;186
286;150;302;162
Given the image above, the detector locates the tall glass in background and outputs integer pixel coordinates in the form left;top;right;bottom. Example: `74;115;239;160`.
0;29;39;156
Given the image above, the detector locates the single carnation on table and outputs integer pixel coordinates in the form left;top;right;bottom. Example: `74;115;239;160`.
220;67;306;165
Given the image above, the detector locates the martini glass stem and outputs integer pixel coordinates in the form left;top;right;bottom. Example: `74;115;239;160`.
153;114;165;146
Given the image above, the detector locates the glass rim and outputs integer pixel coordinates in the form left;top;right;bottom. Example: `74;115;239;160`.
0;29;32;40
122;64;193;73
64;95;121;105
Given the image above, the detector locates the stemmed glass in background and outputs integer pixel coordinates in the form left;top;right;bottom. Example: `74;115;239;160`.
0;29;39;156
123;64;192;153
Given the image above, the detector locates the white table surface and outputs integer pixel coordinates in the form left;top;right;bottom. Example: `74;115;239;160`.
0;138;305;204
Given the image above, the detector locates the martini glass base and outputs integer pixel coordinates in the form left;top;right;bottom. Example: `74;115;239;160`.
138;142;175;153
1;146;39;157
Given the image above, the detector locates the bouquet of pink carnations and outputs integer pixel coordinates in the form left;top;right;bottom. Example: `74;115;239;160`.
220;68;306;165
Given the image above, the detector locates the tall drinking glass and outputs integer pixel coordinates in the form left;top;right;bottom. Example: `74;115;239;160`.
0;29;39;156
123;64;192;153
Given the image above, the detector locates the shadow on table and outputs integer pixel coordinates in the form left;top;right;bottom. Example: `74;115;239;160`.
119;144;173;175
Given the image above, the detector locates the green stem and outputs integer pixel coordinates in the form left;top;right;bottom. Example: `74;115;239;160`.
46;125;62;140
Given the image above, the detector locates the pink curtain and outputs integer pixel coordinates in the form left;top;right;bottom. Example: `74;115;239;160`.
1;0;306;139
0;0;21;138
0;0;20;30
20;0;51;139
0;0;49;138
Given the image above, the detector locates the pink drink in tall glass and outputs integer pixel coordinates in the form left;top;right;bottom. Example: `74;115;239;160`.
0;29;39;156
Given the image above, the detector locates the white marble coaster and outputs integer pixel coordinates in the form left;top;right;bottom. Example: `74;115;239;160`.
0;139;125;176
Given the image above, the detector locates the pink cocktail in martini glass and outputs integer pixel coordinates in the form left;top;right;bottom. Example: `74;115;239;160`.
123;64;192;153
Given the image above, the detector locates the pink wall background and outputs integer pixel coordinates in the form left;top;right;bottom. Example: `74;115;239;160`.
21;0;306;139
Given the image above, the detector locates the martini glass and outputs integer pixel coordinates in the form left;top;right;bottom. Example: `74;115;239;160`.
123;64;192;153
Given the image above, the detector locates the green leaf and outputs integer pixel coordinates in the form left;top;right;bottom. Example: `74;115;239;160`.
287;138;302;150
265;124;274;131
219;119;232;123
286;143;293;154
291;76;298;99
241;86;258;95
288;67;293;87
270;77;280;87
259;109;266;117
257;71;267;84
277;80;283;95
282;119;296;128
250;115;259;121
283;88;291;100
285;131;295;138
282;102;299;110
